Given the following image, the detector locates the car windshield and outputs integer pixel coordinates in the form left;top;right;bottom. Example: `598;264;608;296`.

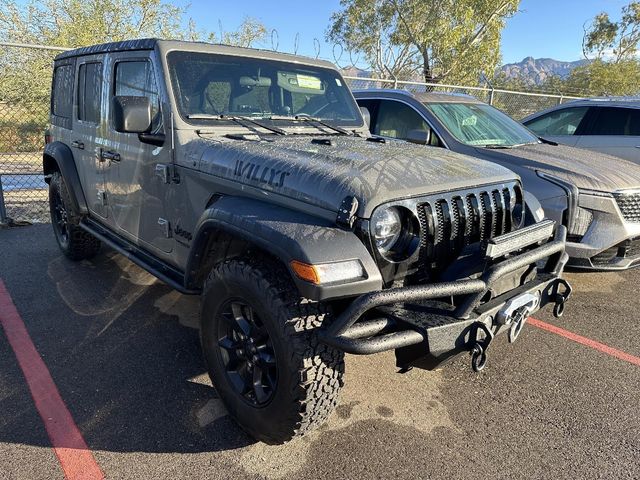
424;101;539;147
167;50;362;128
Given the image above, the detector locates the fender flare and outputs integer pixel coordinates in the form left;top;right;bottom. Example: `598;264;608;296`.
43;141;88;216
185;196;383;301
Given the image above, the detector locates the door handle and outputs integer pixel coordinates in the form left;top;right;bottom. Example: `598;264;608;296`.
71;140;84;150
101;150;121;162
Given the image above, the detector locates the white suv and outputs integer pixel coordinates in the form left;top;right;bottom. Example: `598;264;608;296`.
522;98;640;164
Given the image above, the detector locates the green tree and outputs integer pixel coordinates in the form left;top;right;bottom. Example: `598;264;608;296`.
566;2;640;96
566;59;640;96
327;0;520;84
0;0;268;102
583;1;640;62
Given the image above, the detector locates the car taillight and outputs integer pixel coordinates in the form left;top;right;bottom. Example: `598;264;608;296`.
44;130;52;144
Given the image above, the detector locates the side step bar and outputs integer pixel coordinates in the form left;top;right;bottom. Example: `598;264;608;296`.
80;219;200;295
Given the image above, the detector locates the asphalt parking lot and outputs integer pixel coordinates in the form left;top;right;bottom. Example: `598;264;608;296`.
1;224;639;479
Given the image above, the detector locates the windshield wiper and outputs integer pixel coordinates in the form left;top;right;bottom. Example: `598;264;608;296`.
269;114;353;136
538;136;558;146
481;142;536;149
187;114;287;136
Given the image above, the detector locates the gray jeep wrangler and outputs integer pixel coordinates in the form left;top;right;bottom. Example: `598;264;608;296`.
44;39;571;444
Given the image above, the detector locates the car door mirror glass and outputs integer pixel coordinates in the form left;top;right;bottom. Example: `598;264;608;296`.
112;96;152;133
407;128;431;145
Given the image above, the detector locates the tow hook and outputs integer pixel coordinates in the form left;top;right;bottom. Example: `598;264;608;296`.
507;307;529;343
470;321;494;372
497;292;540;344
553;279;573;318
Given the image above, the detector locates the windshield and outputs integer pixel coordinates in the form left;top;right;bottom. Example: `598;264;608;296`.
167;51;362;128
424;102;539;147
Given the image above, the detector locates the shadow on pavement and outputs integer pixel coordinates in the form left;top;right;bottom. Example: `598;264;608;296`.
0;235;256;454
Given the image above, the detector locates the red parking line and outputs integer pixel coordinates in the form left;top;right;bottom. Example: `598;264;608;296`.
0;279;104;480
528;317;640;367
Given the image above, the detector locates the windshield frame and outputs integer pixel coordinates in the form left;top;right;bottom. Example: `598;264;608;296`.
424;101;540;148
164;49;364;130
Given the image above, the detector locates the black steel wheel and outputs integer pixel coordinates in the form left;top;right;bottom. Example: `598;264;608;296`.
217;299;278;406
48;172;101;260
50;185;70;248
201;259;344;444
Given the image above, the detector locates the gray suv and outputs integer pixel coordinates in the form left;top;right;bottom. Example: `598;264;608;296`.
522;98;640;164
355;90;640;270
44;39;570;444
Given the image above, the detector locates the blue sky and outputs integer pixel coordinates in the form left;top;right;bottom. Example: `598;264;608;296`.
179;0;630;64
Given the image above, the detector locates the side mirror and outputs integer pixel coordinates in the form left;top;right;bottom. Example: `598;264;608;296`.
406;129;431;145
112;96;152;133
359;106;371;129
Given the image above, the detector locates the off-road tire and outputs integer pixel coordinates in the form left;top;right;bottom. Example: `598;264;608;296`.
48;171;101;260
200;259;345;444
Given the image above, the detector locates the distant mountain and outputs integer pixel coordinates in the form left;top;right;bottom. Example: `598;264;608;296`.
340;57;588;87
340;66;372;78
499;57;587;85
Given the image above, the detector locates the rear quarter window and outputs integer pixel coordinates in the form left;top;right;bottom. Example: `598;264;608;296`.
51;63;74;128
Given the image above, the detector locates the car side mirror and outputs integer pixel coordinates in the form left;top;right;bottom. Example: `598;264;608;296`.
406;129;431;145
359;106;371;129
112;96;152;133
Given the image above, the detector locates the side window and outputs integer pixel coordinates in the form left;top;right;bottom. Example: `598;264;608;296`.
629;109;640;136
77;62;103;124
114;61;162;132
587;107;633;136
51;64;73;119
524;107;588;136
374;100;429;139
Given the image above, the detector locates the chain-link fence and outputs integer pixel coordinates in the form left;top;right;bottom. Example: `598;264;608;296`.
0;42;68;225
0;42;584;225
344;76;582;120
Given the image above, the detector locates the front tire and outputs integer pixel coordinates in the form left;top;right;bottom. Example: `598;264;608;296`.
48;171;101;260
200;259;344;444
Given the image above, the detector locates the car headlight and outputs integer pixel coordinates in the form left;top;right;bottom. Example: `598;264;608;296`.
511;184;525;228
372;207;402;253
370;206;420;261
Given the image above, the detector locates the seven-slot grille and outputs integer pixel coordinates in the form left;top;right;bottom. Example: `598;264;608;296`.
614;191;640;223
416;182;522;271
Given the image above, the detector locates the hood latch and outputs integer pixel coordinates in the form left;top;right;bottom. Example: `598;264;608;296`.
336;196;359;228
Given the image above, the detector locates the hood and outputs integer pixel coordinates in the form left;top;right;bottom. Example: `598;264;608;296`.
475;143;640;192
196;135;517;218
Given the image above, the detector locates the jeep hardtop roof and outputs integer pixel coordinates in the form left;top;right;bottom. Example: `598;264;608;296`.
54;38;336;70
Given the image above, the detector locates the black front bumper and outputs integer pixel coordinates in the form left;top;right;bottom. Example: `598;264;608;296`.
318;223;572;371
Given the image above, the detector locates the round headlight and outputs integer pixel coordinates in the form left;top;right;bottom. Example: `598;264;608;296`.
372;207;402;253
511;185;525;228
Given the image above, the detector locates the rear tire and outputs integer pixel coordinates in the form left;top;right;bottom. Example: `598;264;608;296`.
200;259;344;444
48;171;101;260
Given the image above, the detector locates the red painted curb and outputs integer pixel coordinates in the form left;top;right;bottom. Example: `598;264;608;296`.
0;279;104;480
529;317;640;367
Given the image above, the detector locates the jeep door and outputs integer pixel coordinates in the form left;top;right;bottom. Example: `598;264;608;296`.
102;52;173;254
71;56;108;218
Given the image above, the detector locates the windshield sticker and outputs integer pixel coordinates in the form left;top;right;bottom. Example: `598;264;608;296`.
296;74;322;90
335;78;343;86
462;115;477;126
